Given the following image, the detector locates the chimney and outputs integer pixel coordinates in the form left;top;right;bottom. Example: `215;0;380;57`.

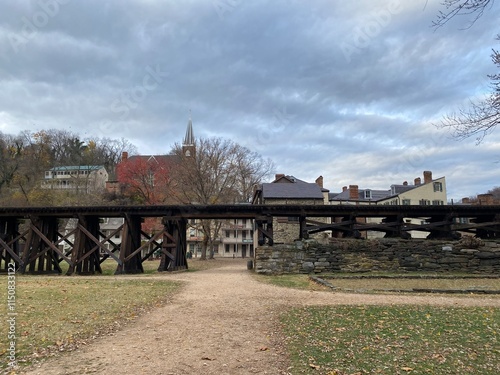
462;197;470;204
275;174;285;181
342;186;347;192
423;170;433;184
121;151;128;161
478;194;494;205
315;176;323;188
414;177;421;186
403;181;408;186
349;185;359;200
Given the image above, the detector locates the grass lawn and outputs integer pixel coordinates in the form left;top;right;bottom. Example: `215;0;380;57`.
281;305;500;374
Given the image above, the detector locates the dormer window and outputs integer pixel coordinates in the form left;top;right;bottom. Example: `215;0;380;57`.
364;189;372;199
433;182;443;192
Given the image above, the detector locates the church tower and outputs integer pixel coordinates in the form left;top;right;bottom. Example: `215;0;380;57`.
182;115;195;157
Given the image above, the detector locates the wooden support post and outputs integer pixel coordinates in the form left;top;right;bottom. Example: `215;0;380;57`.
0;218;22;272
256;216;273;246
475;214;500;239
342;215;361;239
299;216;308;240
427;215;460;240
20;217;63;274
116;215;143;274
382;215;410;239
68;216;103;275
158;217;188;272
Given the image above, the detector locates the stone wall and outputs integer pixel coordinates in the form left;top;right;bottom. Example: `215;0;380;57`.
254;237;500;275
263;199;328;244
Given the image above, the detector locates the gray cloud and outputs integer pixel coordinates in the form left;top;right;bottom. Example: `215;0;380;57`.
0;0;499;201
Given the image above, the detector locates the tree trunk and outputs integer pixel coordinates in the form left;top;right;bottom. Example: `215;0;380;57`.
200;239;208;260
208;239;215;259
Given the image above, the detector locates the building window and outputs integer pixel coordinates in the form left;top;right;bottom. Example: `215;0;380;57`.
242;219;247;226
242;231;246;239
432;200;444;205
225;244;230;253
364;190;372;199
419;199;430;205
433;182;443;192
233;244;237;253
189;229;196;237
402;199;411;205
225;230;230;238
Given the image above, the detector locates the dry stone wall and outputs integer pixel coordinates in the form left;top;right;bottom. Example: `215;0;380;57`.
254;237;500;275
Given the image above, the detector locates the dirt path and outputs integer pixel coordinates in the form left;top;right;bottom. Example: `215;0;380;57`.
20;260;500;375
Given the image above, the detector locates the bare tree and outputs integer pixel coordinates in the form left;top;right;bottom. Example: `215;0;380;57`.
434;1;500;143
432;0;495;29
170;137;274;260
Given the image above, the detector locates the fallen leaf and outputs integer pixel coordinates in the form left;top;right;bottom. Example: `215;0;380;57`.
201;356;215;361
309;363;320;370
259;346;269;351
401;367;413;372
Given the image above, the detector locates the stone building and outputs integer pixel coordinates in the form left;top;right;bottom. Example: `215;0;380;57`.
252;174;329;244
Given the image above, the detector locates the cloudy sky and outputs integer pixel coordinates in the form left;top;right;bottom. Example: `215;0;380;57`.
0;0;499;201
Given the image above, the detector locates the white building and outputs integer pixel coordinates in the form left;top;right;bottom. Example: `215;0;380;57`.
43;165;108;193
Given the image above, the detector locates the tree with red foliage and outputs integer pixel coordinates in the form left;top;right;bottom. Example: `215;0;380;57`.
116;155;173;204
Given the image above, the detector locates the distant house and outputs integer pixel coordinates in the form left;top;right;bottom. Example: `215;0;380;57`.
252;174;329;243
329;171;447;238
330;171;446;206
42;165;108;193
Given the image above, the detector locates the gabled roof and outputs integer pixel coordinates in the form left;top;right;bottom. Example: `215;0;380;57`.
261;175;324;199
126;154;178;164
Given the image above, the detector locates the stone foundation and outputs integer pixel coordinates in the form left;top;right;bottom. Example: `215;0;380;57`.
254;237;500;275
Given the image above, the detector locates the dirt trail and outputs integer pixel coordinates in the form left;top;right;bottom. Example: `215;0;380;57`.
19;260;500;375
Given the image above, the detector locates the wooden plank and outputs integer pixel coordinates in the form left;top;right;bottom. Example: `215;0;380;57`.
77;224;122;265
0;237;23;265
124;230;164;262
30;224;73;265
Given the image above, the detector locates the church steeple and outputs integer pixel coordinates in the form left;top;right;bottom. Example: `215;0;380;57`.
182;114;195;157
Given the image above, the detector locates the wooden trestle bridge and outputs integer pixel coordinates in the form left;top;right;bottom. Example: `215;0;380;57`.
1;204;499;275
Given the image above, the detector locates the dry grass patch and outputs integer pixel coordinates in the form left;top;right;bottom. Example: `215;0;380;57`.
253;273;331;291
